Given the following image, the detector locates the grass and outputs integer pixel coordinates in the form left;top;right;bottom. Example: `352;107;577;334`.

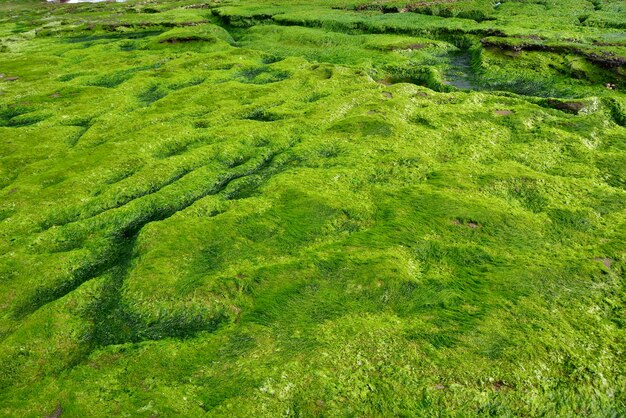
0;0;624;416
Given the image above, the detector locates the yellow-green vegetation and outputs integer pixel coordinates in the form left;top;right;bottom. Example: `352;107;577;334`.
0;0;625;415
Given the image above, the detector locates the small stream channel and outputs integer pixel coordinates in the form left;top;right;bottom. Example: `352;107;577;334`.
442;51;479;90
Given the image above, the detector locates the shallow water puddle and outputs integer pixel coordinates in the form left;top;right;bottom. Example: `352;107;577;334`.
442;51;478;90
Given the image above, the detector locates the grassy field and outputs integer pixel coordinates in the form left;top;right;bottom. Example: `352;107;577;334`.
0;0;624;415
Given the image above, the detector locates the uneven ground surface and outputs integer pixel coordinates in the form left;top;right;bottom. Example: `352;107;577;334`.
0;0;625;415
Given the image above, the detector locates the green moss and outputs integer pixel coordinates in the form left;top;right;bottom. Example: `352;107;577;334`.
0;0;624;416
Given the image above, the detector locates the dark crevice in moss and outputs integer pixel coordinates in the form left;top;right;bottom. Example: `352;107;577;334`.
58;72;87;82
234;66;291;84
63;116;97;147
137;84;169;106
0;207;15;222
243;108;283;122
14;146;293;320
261;54;284;64
84;63;162;88
83;254;226;349
63;30;164;44
351;2;496;23
0;105;36;127
99;20;211;31
41;166;198;230
71;128;90;145
604;97;626;127
159;36;214;44
1;113;47;127
168;77;205;91
84;71;134;88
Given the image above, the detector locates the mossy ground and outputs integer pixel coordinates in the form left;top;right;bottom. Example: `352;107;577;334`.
0;0;625;416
